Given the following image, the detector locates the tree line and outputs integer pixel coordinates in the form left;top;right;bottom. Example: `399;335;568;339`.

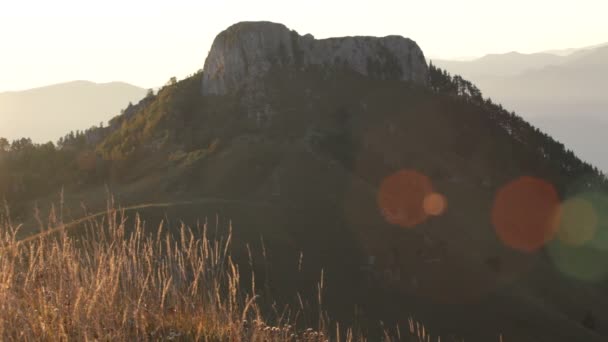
428;62;607;191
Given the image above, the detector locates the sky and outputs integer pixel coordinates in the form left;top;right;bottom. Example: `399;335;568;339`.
1;0;607;92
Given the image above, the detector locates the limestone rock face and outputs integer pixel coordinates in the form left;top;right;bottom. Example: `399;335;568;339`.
202;22;429;95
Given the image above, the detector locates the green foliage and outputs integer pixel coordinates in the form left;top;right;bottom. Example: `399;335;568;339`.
98;72;205;161
169;139;220;167
429;62;482;100
0;139;100;210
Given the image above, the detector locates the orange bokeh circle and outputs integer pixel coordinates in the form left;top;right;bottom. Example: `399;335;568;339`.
378;170;434;228
492;176;561;252
424;193;448;216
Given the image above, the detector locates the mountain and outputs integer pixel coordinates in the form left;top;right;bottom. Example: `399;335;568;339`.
0;81;147;143
433;51;565;78
433;45;608;172
433;42;608;77
3;22;608;341
201;21;428;95
542;42;608;56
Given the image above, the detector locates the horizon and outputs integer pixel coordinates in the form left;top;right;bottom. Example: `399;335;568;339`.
1;37;604;93
2;0;607;92
2;39;606;93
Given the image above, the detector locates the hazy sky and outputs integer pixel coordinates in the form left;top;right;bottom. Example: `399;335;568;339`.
1;0;607;92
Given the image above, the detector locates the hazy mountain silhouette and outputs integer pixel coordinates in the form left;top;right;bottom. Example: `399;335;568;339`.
434;51;565;77
0;81;147;143
542;42;608;56
434;44;608;172
434;42;608;77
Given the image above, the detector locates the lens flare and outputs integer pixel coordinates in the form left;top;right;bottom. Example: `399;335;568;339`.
547;191;608;282
491;176;560;253
568;192;608;252
547;239;608;282
557;198;598;247
378;170;433;228
423;193;447;216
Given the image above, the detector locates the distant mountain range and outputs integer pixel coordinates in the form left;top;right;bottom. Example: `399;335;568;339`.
434;43;608;172
0;81;147;143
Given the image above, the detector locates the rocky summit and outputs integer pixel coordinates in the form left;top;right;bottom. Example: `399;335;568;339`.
201;21;429;95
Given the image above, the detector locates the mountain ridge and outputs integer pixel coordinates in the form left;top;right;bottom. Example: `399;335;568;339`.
0;80;145;95
433;43;608;172
0;80;147;142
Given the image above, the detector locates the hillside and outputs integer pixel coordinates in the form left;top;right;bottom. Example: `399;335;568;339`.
433;45;608;172
3;22;608;341
0;81;147;142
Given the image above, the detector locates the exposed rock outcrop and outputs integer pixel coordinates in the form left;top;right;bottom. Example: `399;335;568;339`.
202;22;429;95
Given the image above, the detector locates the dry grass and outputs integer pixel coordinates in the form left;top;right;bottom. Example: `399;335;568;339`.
0;199;341;341
0;200;500;341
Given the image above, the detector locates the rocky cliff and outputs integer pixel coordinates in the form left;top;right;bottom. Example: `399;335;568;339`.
202;22;429;95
